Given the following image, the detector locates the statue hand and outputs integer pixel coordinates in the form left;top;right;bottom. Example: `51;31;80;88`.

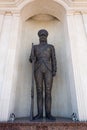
29;56;36;63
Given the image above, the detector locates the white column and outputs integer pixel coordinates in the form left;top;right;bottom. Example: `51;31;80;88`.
67;12;87;121
0;13;5;36
0;12;20;121
82;13;87;35
7;13;21;118
0;13;5;95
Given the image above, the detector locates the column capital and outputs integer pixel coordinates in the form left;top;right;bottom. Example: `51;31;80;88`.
67;10;87;16
0;10;20;16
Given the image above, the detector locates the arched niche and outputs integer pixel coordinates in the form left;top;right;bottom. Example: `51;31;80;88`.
20;0;66;22
14;0;75;118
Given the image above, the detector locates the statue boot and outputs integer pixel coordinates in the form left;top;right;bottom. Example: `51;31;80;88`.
45;93;56;121
33;92;43;120
46;113;56;121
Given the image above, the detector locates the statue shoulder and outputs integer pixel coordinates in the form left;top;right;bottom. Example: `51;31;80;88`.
33;44;38;49
33;44;37;47
48;44;55;49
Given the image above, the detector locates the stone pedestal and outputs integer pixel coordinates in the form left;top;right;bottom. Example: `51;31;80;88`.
0;119;87;130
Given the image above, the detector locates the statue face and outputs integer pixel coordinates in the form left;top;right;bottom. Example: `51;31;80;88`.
39;35;47;42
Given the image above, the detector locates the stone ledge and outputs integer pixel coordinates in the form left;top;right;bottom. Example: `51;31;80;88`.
0;118;87;130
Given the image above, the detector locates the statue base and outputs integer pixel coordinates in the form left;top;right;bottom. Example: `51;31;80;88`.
0;117;86;130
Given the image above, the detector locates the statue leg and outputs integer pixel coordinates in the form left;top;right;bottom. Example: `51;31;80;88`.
34;69;43;119
44;71;56;120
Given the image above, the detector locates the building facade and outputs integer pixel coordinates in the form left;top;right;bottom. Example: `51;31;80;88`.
0;0;87;121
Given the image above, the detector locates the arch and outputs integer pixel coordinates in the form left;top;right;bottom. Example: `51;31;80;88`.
20;0;67;22
19;0;69;11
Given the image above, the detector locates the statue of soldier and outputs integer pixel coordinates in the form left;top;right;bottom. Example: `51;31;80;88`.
29;29;57;120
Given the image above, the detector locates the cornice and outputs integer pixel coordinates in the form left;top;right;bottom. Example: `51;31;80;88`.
0;0;86;14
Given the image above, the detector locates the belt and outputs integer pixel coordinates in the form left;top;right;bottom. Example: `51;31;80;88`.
37;58;50;62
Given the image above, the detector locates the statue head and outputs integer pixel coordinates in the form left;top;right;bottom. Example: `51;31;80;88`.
38;29;48;43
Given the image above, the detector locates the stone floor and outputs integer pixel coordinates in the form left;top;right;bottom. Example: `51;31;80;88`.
14;117;73;123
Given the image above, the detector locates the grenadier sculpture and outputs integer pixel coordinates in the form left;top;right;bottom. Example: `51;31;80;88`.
29;29;57;120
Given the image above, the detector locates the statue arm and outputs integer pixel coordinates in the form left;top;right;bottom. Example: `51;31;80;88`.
51;45;57;76
29;45;36;63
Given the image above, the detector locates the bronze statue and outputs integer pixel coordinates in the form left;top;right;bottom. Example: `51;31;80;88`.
29;29;57;120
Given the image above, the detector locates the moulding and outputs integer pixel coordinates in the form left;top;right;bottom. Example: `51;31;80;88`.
0;0;87;15
66;10;87;16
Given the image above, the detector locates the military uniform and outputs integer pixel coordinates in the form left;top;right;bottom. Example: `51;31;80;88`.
30;29;57;120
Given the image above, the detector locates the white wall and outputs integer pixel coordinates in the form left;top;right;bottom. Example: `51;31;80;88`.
14;15;72;118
